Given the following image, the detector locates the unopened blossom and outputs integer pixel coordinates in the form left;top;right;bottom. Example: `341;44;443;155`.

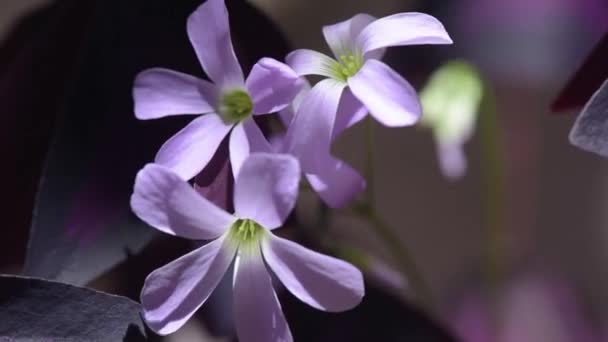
270;80;365;208
130;153;364;341
419;61;483;179
133;0;301;180
286;13;452;170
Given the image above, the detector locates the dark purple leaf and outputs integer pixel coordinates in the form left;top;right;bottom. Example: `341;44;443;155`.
569;79;608;156
0;274;146;341
552;33;608;113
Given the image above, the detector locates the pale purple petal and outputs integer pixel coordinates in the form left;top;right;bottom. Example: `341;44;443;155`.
229;118;272;177
437;142;467;180
348;59;421;127
357;12;453;57
155;114;232;180
305;154;365;208
246;57;303;115
141;235;236;335
187;0;244;87
284;79;345;173
131;164;236;239
331;87;368;140
285;49;337;78
323;13;378;58
234;153;300;229
278;79;312;127
133;68;218;120
262;232;365;312
233;246;292;342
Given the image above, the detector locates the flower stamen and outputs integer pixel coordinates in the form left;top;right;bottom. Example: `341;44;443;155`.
219;89;253;123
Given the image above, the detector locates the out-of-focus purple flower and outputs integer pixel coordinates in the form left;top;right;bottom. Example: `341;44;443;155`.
130;153;365;340
285;13;452;171
419;61;483;179
133;0;302;181
447;274;602;342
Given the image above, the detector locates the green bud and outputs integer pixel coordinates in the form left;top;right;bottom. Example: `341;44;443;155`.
420;60;483;144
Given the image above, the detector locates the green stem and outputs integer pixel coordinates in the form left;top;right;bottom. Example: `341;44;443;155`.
361;117;434;309
479;86;507;292
365;116;375;203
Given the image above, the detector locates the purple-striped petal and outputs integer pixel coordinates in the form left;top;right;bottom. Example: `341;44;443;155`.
284;79;345;173
357;12;453;57
229;118;272;177
285;49;336;78
262;232;365;312
305;154;365;208
234;153;300;229
131;164;236;239
141;235;236;335
233;246;292;342
331;87;368;140
155;114;232;180
133;68;217;120
246;57;303;115
348;59;421;127
187;0;244;87
323;13;378;58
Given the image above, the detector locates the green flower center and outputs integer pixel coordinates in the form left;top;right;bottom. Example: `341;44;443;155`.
228;219;264;247
332;54;363;82
219;89;253;123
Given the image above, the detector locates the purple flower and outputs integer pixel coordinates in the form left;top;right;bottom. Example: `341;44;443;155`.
276;80;366;207
285;13;452;170
133;0;302;180
130;153;365;340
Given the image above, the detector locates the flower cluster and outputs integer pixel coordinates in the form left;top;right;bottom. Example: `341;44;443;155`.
129;0;451;341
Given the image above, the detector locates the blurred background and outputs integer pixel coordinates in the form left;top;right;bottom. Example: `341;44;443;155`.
2;0;608;341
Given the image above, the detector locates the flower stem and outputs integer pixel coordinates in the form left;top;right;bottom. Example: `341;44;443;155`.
479;86;507;292
360;117;434;309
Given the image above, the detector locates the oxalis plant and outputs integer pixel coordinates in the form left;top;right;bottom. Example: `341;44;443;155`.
3;0;495;341
129;0;455;340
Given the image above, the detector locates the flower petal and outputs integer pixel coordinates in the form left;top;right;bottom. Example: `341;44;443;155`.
229;118;272;177
187;0;244;87
131;164;236;240
262;232;365;312
141;235;236;335
133;68;217;120
285;49;337;78
155;114;232;180
437;142;467;180
284;79;346;173
357;13;452;57
331;87;368;140
323;13;377;58
246;57;303;115
348;59;421;127
234;153;300;229
233;245;292;342
278;79;312;127
305;154;365;208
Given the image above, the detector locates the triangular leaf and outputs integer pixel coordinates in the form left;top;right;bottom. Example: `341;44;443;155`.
0;274;146;341
569;79;608;157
